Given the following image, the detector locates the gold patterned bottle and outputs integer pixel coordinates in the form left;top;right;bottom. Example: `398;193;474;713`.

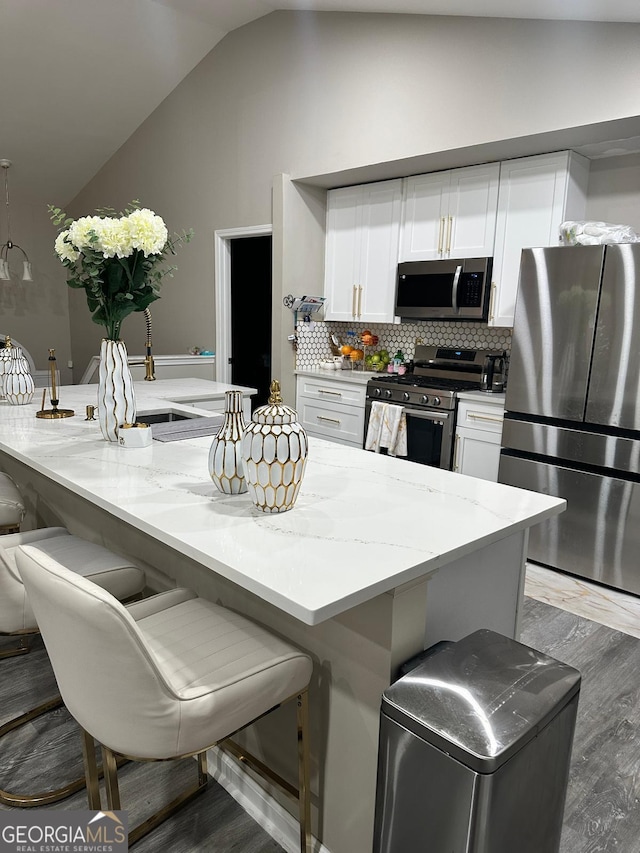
241;380;308;513
0;336;13;400
208;390;247;494
5;345;35;405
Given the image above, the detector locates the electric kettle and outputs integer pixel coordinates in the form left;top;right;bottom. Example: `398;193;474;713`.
480;354;506;392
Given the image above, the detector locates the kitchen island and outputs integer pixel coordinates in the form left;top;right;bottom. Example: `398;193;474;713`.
0;380;564;853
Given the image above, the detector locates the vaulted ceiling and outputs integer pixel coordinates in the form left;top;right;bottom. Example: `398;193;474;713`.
3;0;640;208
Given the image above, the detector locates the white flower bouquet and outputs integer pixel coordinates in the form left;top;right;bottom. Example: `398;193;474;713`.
49;201;192;340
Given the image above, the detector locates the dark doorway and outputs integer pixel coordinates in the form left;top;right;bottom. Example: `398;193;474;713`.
230;235;272;410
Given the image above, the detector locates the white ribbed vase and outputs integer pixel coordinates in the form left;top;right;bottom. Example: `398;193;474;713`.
208;390;247;494
0;345;13;401
98;339;136;442
4;346;35;405
241;380;308;513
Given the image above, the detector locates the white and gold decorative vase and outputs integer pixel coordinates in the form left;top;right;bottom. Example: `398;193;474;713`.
242;380;308;513
0;336;14;400
208;390;247;494
5;345;35;406
98;339;136;442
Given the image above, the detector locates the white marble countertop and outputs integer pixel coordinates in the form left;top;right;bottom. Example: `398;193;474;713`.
0;380;563;625
81;354;216;384
457;390;506;405
295;368;377;385
75;377;256;418
297;371;508;401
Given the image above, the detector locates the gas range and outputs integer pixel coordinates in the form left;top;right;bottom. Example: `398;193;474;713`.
366;346;499;411
368;373;482;410
364;346;505;469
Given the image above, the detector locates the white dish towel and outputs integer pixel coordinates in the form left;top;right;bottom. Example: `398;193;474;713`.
365;401;408;457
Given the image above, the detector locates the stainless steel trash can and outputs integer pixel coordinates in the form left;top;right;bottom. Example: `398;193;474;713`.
373;629;581;853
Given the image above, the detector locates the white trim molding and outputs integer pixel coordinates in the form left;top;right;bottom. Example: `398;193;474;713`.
214;225;272;384
207;746;328;853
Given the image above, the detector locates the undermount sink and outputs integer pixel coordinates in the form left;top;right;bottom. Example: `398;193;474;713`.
139;411;201;424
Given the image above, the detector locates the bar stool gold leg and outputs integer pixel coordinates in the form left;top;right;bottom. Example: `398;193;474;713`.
116;749;209;846
0;699;125;807
102;745;122;811
0;696;90;807
0;635;31;659
81;729;102;810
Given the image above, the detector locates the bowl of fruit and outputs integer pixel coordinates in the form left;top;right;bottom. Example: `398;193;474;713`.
360;330;378;348
365;349;391;372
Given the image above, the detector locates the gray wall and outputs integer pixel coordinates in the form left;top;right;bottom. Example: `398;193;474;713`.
587;152;640;231
0;196;73;383
54;11;640;389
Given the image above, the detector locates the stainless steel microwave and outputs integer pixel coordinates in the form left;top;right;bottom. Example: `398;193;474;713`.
394;257;492;321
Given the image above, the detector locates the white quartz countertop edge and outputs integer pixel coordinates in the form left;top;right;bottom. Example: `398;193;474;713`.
457;390;506;404
295;368;377;385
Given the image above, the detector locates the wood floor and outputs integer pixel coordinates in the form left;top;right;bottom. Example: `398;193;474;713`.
521;598;640;853
2;598;640;852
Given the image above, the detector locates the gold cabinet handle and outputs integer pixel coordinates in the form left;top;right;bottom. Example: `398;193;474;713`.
437;217;445;255
357;285;363;319
453;434;461;472
318;389;342;397
446;216;453;254
352;285;357;319
489;281;496;323
317;415;341;425
468;412;504;424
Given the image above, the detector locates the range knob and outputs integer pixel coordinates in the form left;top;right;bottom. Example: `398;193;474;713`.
402;392;410;402
384;389;393;400
373;387;382;398
432;397;441;407
420;394;429;405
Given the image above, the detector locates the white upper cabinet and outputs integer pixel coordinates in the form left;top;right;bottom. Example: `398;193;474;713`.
490;151;589;327
400;163;500;261
324;179;403;323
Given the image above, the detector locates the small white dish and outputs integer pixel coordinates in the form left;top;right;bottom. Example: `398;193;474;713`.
118;422;152;448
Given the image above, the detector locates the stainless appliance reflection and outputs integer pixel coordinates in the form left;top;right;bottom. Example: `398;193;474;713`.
499;244;640;594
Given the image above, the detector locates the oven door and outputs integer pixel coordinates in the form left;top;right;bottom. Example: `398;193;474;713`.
405;409;454;468
364;401;454;469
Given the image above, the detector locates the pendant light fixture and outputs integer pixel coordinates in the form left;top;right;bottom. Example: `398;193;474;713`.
0;160;32;282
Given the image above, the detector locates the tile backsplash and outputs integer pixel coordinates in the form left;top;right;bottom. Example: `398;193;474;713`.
295;320;512;369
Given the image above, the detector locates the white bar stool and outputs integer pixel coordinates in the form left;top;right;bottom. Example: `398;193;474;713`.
17;544;313;851
1;527;145;807
0;472;25;534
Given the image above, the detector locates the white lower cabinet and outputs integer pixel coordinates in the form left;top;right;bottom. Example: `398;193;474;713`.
453;397;505;481
296;375;366;448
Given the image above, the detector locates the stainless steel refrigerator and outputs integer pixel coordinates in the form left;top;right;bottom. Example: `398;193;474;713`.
499;243;640;595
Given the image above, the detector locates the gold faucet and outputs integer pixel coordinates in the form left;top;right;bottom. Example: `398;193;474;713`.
143;308;156;381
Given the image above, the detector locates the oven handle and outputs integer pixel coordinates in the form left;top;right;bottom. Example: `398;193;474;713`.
451;264;462;313
405;409;451;424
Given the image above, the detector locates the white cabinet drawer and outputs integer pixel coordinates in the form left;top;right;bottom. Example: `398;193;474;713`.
297;377;367;408
457;400;504;435
298;400;364;445
453;428;502;481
